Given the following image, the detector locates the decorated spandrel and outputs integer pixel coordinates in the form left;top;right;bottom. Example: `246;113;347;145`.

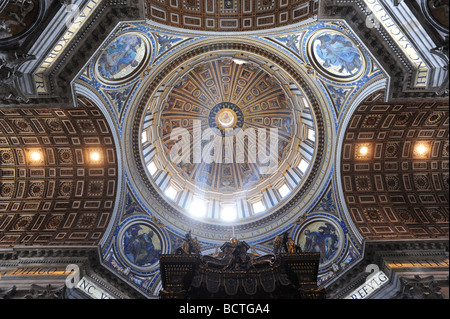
96;32;148;82
122;223;162;267
309;30;364;81
297;221;340;266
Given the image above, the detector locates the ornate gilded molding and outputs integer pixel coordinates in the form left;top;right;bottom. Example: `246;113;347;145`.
126;40;332;242
145;0;319;32
318;0;449;100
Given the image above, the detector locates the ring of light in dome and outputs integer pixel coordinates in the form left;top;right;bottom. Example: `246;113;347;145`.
138;50;322;228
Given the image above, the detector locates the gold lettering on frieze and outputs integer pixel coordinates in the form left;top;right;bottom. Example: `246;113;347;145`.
0;266;72;278
386;258;449;269
363;0;429;87
345;270;389;299
34;0;101;93
76;277;114;299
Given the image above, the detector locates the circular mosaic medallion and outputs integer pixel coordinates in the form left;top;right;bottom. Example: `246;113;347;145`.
119;221;164;270
294;218;343;267
216;109;236;128
0;0;40;42
308;29;365;81
96;32;149;83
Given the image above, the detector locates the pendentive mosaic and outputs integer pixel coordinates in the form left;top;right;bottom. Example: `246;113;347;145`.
76;20;385;297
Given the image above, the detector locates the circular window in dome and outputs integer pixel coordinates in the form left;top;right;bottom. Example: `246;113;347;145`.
139;53;320;226
96;32;150;83
308;29;365;81
216;107;237;129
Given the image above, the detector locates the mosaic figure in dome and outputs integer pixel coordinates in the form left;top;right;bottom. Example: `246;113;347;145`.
313;33;362;77
123;224;161;267
97;34;146;80
299;222;339;264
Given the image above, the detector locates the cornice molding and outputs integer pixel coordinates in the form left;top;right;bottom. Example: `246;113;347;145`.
1;0;145;107
0;246;144;298
318;0;449;101
324;239;449;298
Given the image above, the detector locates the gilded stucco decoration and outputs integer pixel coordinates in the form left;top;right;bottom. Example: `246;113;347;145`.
340;91;449;240
74;20;386;297
0;96;118;246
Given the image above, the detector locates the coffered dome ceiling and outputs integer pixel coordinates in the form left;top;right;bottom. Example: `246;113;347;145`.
142;55;317;224
160;58;297;194
127;37;337;240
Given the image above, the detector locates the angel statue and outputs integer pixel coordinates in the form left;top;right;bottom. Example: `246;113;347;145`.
176;230;201;254
273;234;283;254
273;232;302;254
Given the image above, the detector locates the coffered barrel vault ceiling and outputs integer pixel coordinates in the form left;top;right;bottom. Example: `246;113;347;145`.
0;96;118;246
341;91;449;240
146;0;319;31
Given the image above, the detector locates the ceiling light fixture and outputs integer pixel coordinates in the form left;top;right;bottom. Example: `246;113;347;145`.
29;150;42;162
90;151;101;162
414;143;428;156
359;146;369;156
